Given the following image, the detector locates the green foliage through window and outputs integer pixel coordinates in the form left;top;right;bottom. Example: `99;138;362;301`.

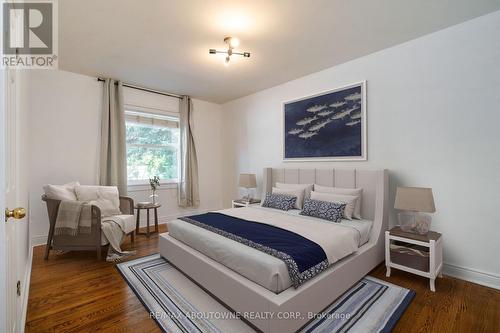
126;119;179;182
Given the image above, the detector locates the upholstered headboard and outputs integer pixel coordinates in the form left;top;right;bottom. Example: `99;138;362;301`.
262;168;389;246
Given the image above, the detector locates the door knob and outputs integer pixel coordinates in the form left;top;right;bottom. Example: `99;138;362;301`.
5;207;26;222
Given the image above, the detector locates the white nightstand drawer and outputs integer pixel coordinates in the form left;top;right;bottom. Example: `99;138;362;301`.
390;243;430;272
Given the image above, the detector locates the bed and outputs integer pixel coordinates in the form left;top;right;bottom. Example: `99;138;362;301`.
160;168;388;333
168;206;373;293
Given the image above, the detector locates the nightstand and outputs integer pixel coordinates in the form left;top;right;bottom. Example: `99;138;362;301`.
385;226;443;292
232;199;261;208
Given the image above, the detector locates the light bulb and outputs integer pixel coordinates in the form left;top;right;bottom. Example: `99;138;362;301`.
229;37;240;48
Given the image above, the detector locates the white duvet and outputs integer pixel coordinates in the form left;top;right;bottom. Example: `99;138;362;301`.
168;206;371;293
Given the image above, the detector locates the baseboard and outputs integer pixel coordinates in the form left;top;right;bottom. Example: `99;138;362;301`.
31;235;47;247
443;263;500;290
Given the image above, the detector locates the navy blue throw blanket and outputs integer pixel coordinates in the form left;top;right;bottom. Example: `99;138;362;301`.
179;212;329;288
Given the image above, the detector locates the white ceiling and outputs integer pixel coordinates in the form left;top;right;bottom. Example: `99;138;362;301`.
59;0;500;103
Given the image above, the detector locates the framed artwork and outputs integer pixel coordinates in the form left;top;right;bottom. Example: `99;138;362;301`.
283;81;366;161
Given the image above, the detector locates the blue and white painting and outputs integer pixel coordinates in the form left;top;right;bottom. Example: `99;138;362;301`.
283;82;366;160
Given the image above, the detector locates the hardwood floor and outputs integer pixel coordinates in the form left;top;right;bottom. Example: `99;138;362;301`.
27;225;500;332
26;226;166;333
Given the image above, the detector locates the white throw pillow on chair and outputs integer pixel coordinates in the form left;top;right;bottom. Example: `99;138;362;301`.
75;185;121;213
43;181;80;201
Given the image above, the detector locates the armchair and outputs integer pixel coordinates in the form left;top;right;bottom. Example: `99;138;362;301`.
42;195;135;260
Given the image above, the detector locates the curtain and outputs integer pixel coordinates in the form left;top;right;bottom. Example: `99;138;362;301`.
178;96;199;207
99;79;127;195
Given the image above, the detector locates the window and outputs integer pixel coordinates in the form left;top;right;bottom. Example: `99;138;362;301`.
125;110;180;185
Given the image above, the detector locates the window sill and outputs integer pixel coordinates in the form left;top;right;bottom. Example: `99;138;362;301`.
127;182;178;192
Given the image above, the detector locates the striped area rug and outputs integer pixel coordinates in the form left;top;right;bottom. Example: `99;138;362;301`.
117;254;414;333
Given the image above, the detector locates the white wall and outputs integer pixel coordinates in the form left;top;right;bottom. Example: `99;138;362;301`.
221;11;500;288
28;70;224;244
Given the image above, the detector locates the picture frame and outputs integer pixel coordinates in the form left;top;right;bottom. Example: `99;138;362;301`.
282;81;367;161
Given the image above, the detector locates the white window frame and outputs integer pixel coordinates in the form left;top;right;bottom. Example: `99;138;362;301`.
125;104;180;188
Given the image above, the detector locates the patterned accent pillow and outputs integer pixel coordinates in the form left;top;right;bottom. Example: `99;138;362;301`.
300;198;346;223
262;193;297;211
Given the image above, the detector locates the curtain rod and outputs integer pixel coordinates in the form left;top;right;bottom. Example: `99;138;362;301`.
97;77;183;99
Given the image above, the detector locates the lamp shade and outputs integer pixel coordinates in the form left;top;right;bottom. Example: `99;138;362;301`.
238;174;257;188
394;187;436;213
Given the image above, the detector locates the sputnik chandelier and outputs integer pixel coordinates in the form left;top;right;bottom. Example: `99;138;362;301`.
209;36;250;66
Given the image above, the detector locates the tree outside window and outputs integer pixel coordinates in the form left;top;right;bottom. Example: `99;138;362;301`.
125;112;179;184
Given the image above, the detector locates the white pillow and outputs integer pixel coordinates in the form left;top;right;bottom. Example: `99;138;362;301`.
75;185;121;213
314;185;363;219
310;191;358;220
272;187;304;209
89;199;122;217
276;183;314;199
43;181;80;201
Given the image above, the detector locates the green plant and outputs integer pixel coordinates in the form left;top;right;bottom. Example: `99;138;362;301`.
126;123;179;181
149;176;160;191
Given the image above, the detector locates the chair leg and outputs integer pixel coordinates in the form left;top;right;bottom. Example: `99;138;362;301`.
97;247;101;260
44;226;55;260
130;231;135;244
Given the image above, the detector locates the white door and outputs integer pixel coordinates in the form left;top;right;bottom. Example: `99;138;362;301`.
1;67;31;333
0;67;8;333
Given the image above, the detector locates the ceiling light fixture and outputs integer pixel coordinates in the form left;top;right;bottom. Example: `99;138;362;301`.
209;36;250;66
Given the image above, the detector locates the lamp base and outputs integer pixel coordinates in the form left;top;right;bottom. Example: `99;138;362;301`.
398;211;432;235
241;195;253;203
240;187;254;203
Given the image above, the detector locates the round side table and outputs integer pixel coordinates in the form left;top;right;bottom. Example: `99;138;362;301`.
135;203;161;237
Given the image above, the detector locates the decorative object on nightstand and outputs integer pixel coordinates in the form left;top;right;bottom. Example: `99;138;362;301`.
385;226;443;292
238;173;257;202
394;187;436;235
232;198;261;208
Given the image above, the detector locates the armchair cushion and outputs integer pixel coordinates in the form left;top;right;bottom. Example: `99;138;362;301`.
100;214;135;245
75;185;121;213
111;214;135;234
43;181;80;201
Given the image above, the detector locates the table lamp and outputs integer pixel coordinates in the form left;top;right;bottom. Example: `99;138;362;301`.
238;174;257;203
394;187;436;234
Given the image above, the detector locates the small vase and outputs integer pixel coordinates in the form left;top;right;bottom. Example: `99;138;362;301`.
150;190;158;205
